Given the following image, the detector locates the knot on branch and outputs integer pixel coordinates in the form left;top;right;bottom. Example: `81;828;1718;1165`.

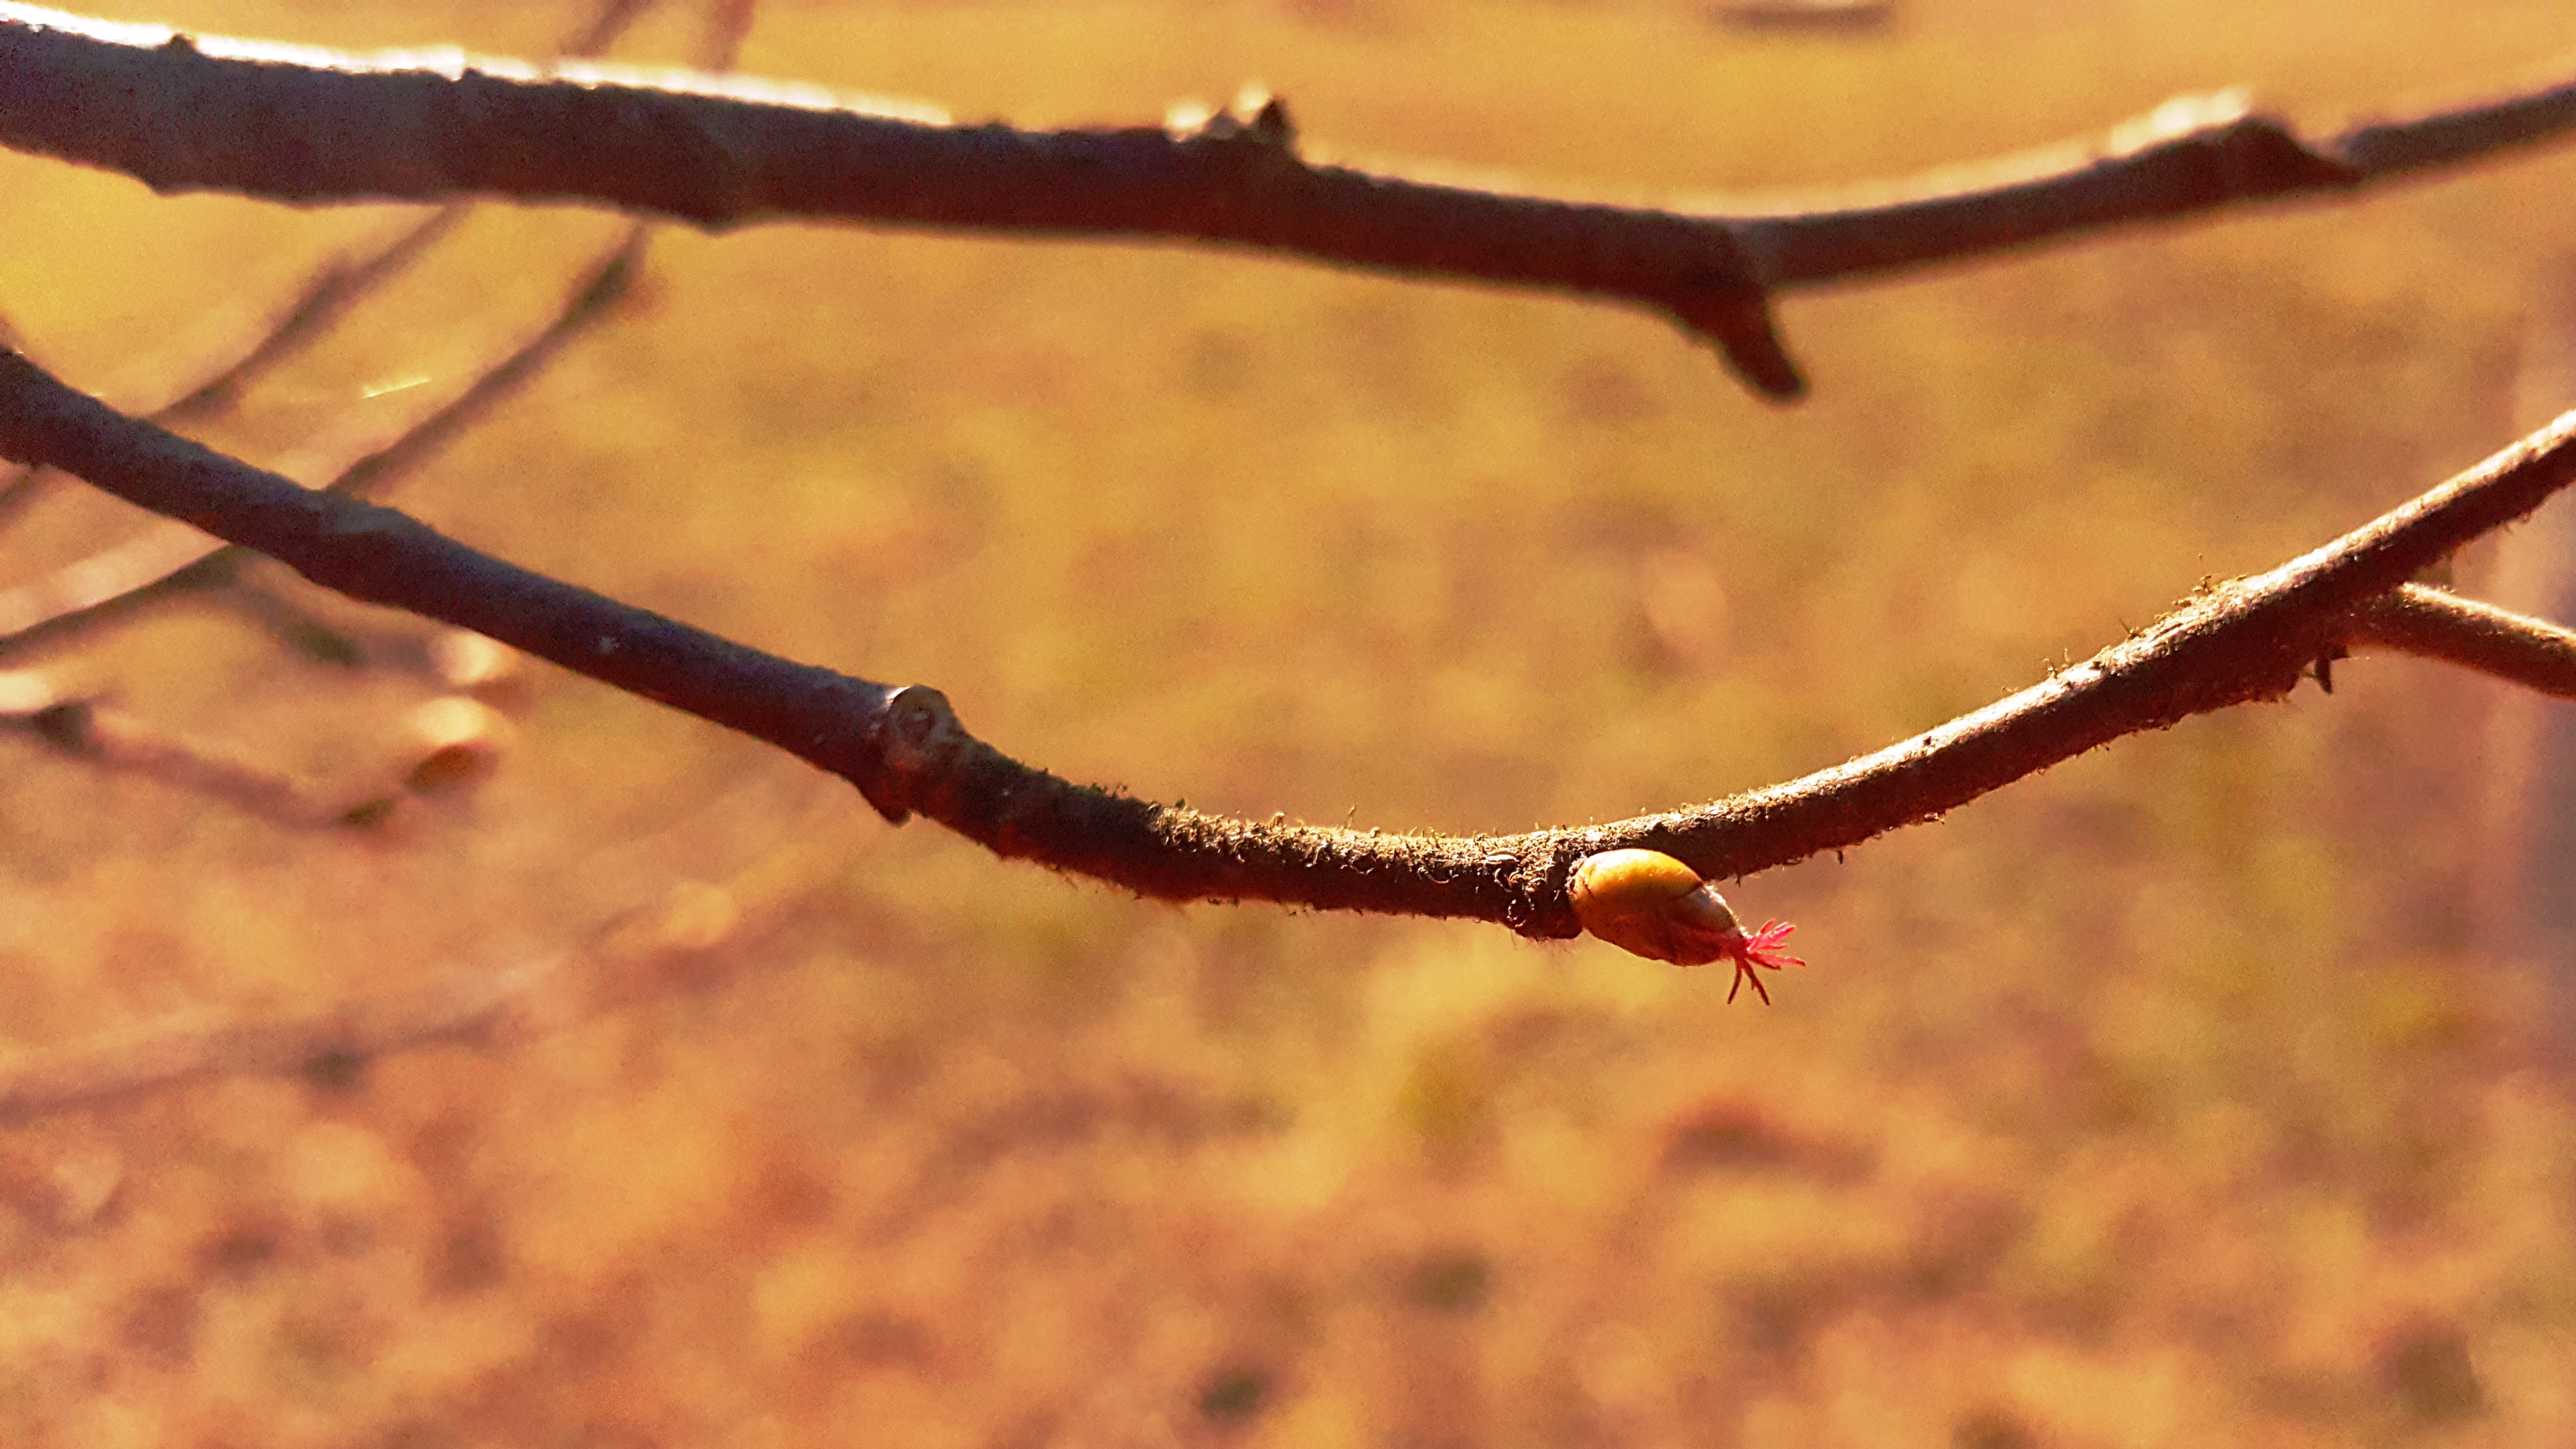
1167;85;1300;160
856;681;965;823
2106;90;2362;197
2202;113;2365;193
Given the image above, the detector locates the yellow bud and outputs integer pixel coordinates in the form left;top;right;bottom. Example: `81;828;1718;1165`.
1568;848;1744;965
403;697;511;793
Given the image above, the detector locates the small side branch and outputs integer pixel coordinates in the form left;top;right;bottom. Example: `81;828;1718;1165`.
1;346;2571;943
2350;582;2576;701
5;7;2574;396
7;685;384;826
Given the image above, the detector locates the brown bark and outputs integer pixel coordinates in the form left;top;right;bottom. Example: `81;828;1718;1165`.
6;6;2573;396
4;345;2571;942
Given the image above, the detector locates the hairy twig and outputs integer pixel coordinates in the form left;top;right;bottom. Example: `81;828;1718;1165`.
2;345;2570;939
3;7;2573;396
0;0;665;525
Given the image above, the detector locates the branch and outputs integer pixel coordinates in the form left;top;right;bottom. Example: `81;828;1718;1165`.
0;209;460;525
0;666;514;826
1733;83;2570;286
0;954;558;1116
2;343;2573;941
0;770;837;1118
2350;582;2576;701
5;8;2574;396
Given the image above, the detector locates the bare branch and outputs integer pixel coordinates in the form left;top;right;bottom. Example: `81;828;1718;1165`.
0;771;838;1118
2;344;2571;941
0;954;556;1116
0;665;519;825
2350;582;2576;702
1731;84;2562;285
4;7;2572;395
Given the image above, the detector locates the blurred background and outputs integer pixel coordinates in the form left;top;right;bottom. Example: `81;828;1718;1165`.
3;0;2575;1443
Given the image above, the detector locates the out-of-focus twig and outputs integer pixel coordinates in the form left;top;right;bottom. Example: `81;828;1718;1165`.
0;0;764;654
2;5;2572;395
0;666;519;825
0;234;644;655
2350;581;2576;701
0;0;665;526
0;773;840;1118
0;671;392;826
0;955;560;1116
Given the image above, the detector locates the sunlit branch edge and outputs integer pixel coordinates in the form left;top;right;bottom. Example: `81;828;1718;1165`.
4;3;2575;398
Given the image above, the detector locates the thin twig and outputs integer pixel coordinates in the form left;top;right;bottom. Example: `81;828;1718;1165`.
2350;582;2576;701
0;234;644;654
0;0;758;649
0;665;522;826
4;7;2573;396
3;345;2570;938
0;673;398;827
0;771;838;1118
0;0;664;524
0;955;558;1116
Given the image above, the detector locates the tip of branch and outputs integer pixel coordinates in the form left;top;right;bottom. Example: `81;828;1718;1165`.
1667;286;1805;401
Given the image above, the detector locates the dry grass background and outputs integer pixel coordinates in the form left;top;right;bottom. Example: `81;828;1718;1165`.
4;0;2576;1444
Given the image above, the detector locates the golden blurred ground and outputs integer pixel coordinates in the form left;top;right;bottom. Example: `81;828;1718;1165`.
3;0;2576;1444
